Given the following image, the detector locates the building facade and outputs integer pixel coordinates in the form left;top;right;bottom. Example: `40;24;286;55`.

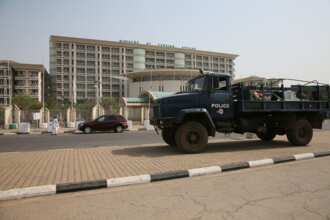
127;69;201;97
50;35;238;103
0;60;47;106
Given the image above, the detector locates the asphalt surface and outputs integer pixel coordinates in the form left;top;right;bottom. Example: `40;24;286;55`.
0;131;247;152
0;131;161;152
1;157;329;220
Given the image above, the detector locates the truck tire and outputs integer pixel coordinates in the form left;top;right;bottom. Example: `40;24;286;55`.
175;121;208;153
256;129;276;141
161;128;176;147
286;119;313;146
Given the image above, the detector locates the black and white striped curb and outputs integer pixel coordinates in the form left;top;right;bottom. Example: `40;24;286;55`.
1;150;330;201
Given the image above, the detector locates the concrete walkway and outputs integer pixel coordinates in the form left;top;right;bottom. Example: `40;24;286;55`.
0;131;329;191
1;156;329;220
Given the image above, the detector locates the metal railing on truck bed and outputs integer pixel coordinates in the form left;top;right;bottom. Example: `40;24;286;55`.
232;78;330;113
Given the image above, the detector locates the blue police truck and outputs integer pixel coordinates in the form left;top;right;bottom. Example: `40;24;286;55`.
150;70;330;153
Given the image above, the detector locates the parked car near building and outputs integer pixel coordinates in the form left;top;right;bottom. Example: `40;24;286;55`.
78;115;128;133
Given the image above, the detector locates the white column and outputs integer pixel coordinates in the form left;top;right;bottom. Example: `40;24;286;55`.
140;107;144;124
73;43;77;104
124;107;128;119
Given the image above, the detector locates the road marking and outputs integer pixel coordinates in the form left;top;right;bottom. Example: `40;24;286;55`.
188;166;222;177
294;153;315;160
56;180;107;193
151;170;189;182
248;158;274;167
0;185;56;201
107;175;151;187
221;161;250;172
273;155;296;164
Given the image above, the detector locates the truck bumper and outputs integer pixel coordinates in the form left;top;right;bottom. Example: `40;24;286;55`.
150;117;176;129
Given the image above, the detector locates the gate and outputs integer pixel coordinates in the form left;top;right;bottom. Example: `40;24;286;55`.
0;107;4;129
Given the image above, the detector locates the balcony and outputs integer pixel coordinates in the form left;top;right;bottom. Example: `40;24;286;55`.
145;54;155;58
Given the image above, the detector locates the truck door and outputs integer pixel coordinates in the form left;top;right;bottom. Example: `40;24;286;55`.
207;76;233;123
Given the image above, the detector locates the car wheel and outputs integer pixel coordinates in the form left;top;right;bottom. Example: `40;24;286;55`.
84;127;92;134
115;125;123;133
175;121;208;153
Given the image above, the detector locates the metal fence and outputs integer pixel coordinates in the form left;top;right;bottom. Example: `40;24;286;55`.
0;108;4;129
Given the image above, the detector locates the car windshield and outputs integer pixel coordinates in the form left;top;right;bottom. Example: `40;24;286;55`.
187;76;206;92
96;116;105;122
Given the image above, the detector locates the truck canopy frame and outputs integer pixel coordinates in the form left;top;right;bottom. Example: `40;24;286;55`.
232;78;330;114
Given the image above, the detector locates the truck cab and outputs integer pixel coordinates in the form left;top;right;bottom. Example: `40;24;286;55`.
151;72;234;153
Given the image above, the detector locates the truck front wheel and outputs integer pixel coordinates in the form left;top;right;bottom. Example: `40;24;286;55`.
161;128;176;147
175;121;208;153
286;119;313;146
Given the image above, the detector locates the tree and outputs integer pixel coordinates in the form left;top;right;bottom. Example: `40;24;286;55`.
12;95;43;121
76;99;95;121
45;95;58;111
101;97;119;114
76;100;95;110
12;96;42;111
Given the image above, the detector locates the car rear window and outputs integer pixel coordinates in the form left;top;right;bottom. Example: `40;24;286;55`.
116;115;125;120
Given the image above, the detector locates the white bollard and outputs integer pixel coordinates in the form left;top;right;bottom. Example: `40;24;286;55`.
47;122;53;133
144;120;154;131
41;123;48;129
127;120;133;131
19;123;30;134
67;122;75;128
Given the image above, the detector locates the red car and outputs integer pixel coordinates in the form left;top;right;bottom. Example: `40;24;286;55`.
78;115;128;134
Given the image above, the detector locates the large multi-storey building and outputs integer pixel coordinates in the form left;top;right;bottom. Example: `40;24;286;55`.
0;60;47;106
50;35;238;103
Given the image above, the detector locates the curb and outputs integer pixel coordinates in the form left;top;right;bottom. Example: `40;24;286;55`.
1;150;330;201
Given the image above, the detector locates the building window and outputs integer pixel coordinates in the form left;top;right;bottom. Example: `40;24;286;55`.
102;47;110;52
87;45;95;51
112;48;120;53
77;45;85;50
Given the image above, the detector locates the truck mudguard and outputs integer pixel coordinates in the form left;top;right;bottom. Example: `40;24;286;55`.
175;108;216;136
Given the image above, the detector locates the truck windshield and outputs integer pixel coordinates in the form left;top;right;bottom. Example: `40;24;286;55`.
187;77;206;92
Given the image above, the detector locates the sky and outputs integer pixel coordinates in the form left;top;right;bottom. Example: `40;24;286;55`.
0;0;329;82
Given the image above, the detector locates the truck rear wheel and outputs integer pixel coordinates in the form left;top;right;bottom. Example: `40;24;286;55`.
256;129;276;141
161;128;176;147
175;121;208;153
286;119;313;146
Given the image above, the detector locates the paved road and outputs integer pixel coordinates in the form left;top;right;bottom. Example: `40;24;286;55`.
0;131;161;152
1;157;329;220
0;131;246;152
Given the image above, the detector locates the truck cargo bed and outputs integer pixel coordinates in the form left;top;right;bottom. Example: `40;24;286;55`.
232;80;330;114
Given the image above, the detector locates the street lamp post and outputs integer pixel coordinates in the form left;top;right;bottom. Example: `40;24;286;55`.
94;80;101;117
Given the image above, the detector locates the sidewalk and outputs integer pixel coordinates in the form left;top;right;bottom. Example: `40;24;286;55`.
1;156;329;220
0;131;329;191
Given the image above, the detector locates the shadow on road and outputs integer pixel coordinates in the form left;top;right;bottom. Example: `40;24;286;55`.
112;140;295;158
